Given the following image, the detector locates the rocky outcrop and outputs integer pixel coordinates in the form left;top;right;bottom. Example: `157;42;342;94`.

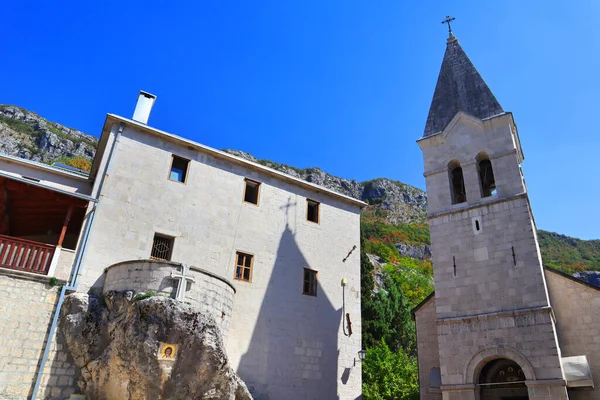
59;291;252;400
0;105;97;163
223;150;428;223
573;271;600;287
395;243;431;261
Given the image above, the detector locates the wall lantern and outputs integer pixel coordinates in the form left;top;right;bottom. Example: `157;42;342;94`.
355;349;366;366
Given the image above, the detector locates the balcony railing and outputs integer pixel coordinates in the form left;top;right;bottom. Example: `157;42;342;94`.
0;234;55;275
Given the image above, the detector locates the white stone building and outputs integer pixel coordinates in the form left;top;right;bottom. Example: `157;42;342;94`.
0;92;364;399
413;32;600;400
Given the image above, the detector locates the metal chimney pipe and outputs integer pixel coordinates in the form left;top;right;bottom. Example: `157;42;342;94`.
132;90;157;124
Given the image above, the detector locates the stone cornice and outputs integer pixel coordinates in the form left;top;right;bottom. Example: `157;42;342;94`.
427;192;528;219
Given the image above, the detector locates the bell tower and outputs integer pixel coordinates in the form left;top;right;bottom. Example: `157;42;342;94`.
417;27;570;399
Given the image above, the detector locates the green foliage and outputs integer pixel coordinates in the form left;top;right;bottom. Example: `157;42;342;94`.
383;257;434;310
48;277;58;287
362;340;419;400
362;272;416;355
538;230;600;274
55;155;92;172
0;115;39;137
134;291;155;301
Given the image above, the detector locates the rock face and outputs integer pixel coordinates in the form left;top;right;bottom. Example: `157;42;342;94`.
59;291;252;400
223;149;428;223
395;243;431;261
0;105;97;163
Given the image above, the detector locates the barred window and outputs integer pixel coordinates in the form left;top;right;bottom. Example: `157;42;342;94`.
234;251;253;282
150;234;174;261
303;268;317;296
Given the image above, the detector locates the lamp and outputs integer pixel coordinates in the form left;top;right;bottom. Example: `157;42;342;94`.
354;349;366;366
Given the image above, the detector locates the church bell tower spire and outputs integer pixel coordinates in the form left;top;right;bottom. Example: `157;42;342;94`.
413;22;570;399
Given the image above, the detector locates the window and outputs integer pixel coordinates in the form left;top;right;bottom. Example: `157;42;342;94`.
234;251;253;282
448;160;466;204
476;153;497;197
169;155;190;183
303;268;318;296
243;179;261;205
150;234;174;261
306;199;320;223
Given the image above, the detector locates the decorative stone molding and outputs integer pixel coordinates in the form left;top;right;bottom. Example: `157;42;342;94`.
436;306;553;335
464;346;536;384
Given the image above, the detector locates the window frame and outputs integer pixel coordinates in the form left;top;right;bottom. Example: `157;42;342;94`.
303;268;318;296
306;199;320;224
234;251;254;283
150;233;175;261
243;178;261;206
168;154;191;184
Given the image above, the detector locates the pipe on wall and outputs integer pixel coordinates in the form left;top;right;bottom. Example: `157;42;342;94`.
30;122;124;399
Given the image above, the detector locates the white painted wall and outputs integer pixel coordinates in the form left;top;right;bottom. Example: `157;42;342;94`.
78;123;363;399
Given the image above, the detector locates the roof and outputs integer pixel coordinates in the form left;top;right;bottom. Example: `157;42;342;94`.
0;153;89;180
423;36;504;137
544;266;600;292
93;114;367;208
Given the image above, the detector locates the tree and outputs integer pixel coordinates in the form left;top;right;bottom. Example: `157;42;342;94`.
55;156;92;172
362;340;419;400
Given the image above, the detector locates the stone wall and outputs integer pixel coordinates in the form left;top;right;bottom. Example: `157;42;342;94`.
104;260;236;337
546;269;600;399
0;270;78;400
413;296;442;400
77;123;363;399
53;248;75;283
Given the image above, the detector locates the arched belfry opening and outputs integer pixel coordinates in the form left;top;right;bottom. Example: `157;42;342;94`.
448;160;467;204
478;358;529;400
476;152;496;197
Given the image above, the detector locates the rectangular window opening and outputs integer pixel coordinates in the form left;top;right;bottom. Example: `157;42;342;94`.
234;251;253;282
243;179;261;205
306;200;320;223
303;268;318;296
169;155;190;183
150;234;174;261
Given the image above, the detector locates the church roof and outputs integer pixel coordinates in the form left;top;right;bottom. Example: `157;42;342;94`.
423;36;504;137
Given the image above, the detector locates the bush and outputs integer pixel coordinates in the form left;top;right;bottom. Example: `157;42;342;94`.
362;340;419;400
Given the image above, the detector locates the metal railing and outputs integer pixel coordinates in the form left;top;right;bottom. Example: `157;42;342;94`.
0;234;55;275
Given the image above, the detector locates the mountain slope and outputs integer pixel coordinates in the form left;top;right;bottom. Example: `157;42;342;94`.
0;105;97;163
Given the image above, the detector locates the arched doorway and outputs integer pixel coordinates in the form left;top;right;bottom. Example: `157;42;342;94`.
479;358;529;400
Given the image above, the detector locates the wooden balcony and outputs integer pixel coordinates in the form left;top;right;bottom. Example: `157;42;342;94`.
0;234;56;275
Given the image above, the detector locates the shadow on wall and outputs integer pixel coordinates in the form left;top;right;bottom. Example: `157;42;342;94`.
237;223;343;400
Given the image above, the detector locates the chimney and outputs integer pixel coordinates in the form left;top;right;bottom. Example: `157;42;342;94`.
132;90;157;124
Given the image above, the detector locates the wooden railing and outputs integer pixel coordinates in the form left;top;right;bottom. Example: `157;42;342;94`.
0;234;55;275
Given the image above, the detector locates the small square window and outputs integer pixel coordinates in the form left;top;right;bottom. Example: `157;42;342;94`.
243;179;261;205
169;155;190;183
303;268;317;296
306;199;320;223
234;251;253;282
150;234;174;261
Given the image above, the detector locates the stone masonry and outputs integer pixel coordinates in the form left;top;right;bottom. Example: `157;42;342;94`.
0;272;77;400
104;260;236;337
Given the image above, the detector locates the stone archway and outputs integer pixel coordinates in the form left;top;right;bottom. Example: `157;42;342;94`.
478;358;529;400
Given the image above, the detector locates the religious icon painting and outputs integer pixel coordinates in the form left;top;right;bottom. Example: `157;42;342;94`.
157;342;179;361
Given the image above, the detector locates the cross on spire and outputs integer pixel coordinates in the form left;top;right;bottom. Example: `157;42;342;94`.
171;263;195;302
441;15;456;38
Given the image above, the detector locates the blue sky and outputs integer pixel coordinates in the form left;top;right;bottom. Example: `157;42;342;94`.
1;1;599;239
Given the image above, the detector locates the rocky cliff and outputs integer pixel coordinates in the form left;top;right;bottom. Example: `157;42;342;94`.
60;291;252;400
0;105;97;163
